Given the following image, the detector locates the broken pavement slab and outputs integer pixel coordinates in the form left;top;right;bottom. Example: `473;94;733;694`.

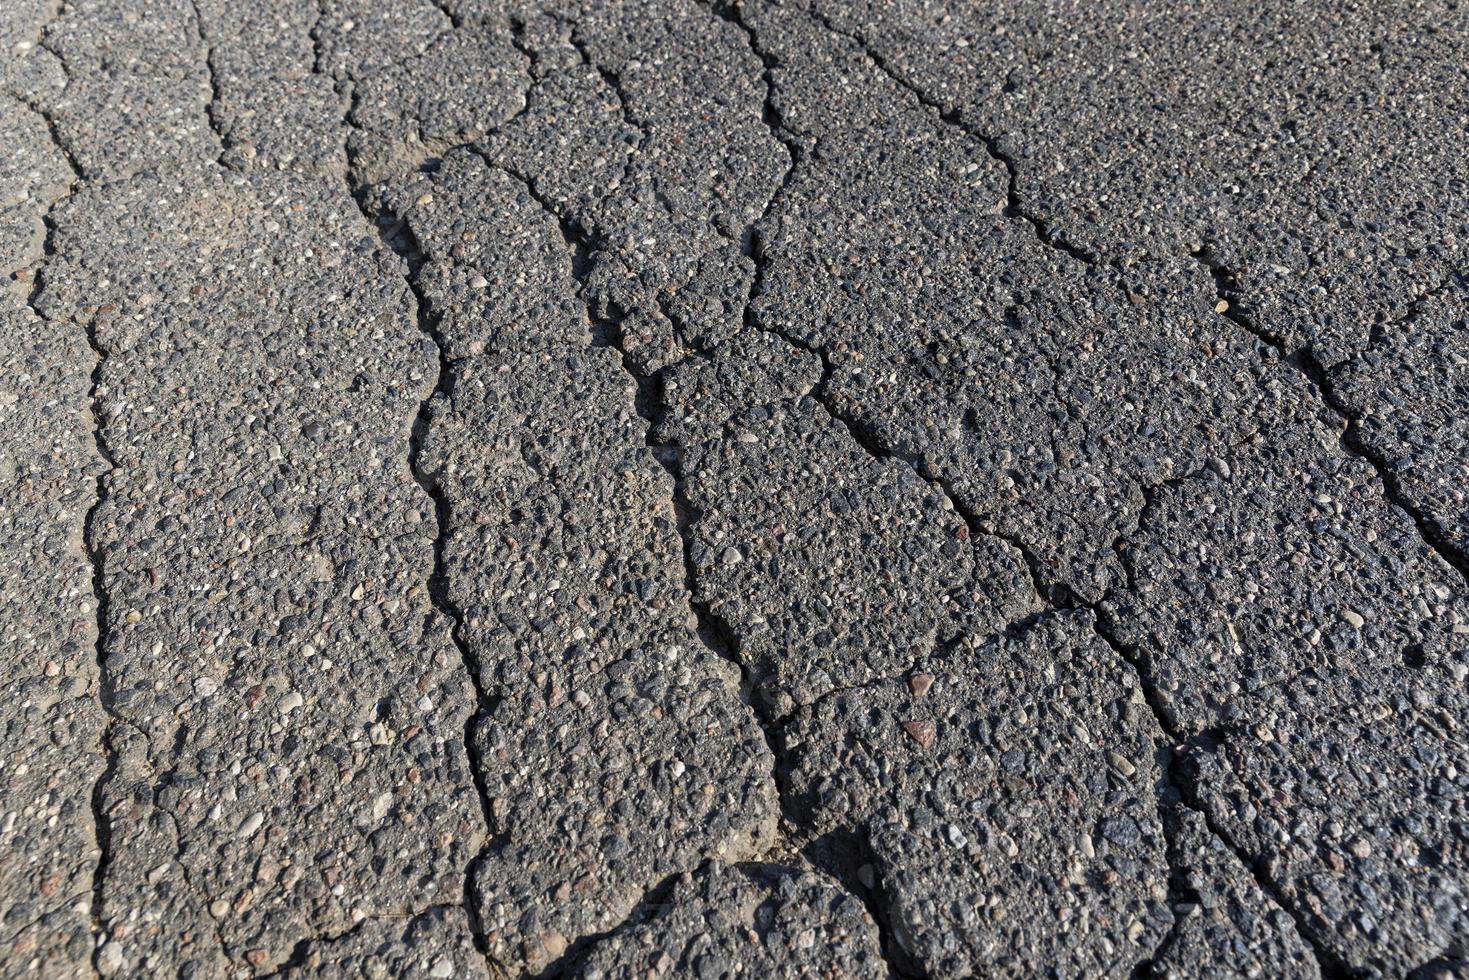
784;611;1172;978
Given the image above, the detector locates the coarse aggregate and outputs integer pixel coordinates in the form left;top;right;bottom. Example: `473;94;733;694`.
1;0;1465;977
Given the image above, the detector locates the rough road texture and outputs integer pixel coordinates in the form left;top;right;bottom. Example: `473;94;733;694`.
1;1;1465;978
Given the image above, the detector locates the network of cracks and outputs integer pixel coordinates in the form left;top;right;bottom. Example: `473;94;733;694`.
2;0;1466;977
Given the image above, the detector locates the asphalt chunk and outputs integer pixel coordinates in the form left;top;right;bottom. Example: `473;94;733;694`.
741;2;1284;604
679;394;1038;717
0;99;73;291
570;861;886;979
340;14;529;184
43;0;218;180
800;0;1469;369
1150;807;1320;979
0;12;102;967
193;0;346;176
785;611;1172;978
1332;276;1469;565
1184;660;1469;975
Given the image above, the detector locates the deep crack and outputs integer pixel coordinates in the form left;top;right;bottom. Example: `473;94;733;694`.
799;4;1104;268
1025;545;1359;979
535;868;688;980
972;505;1358;980
472;26;928;955
560;19;651;198
13;17;119;965
17;4;1453;977
681;9;953;975
352;190;500;965
1194;251;1468;584
707;0;802;233
77;288;119;977
189;0;226;165
1133;802;1207;980
730;229;1356;977
309;30;500;964
481;153;819;977
482;153;789;813
663;17;1458;969
257;904;467;979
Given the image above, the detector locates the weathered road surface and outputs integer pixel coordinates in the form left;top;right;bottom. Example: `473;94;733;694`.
1;0;1466;977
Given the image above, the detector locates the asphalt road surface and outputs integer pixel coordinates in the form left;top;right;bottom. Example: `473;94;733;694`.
3;0;1467;977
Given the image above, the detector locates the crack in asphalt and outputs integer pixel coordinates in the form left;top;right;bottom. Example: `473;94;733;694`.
426;0;463;31
688;7;1159;973
157;806;235;966
308;23;502;970
13;4;1463;978
189;0;226;165
308;0;328;77
481;149;795;907
471;12;926;967
1133;830;1203;980
257;903;468;979
559;18;651;203
532;867;687;980
748;386;1213;973
11;10;119;968
796;0;1467;593
993;527;1359;979
1195;250;1469;586
1365;271;1461;349
363;195;503;965
706;0;801;237
508;17;541;82
699;13;1456;972
70;244;117;980
798;3;1104;269
716;177;1349;974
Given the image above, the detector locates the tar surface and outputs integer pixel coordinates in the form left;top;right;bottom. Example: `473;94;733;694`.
2;0;1466;978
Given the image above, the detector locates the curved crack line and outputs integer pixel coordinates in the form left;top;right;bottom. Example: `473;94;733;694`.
533;867;688;979
508;17;541;82
1365;270;1460;349
257;903;469;979
81;330;118;975
555;14;651;202
310;0;524;184
467;40;924;954
307;19;501;968
13;6;121;966
676;9;1039;976
1195;250;1468;585
465;154;805;976
693;14;1451;972
796;3;1103;269
796;0;1464;593
349;163;501;971
188;0;226;166
477;150;791;852
706;0;802;244
991;529;1358;979
709;190;1352;975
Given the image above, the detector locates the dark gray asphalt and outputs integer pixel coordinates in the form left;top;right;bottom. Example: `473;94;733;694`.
1;0;1465;977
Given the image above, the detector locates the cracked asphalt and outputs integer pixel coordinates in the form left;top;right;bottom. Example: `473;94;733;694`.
2;0;1466;977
